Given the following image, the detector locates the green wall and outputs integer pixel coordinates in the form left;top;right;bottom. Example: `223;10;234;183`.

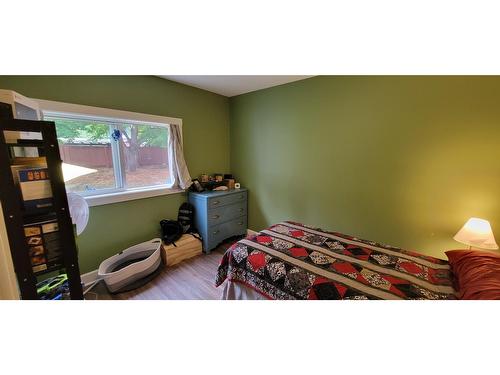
2;75;499;273
230;76;500;259
0;76;230;273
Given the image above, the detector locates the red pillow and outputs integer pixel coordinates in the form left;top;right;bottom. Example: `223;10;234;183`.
446;250;500;300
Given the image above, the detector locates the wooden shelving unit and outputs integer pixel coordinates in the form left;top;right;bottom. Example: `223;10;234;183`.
0;119;83;300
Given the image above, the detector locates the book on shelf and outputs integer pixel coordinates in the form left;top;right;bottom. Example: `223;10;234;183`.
24;215;64;274
11;165;54;211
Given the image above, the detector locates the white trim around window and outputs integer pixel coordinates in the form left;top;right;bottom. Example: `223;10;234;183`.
36;99;182;126
35;98;185;207
83;186;184;207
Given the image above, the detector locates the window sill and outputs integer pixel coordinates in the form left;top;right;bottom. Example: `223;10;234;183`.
84;186;185;207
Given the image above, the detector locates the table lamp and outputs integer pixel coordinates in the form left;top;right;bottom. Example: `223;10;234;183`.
453;217;499;250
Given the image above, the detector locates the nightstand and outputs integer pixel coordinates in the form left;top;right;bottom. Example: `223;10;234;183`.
188;188;248;253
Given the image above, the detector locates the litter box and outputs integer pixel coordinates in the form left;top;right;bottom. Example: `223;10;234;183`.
97;238;163;294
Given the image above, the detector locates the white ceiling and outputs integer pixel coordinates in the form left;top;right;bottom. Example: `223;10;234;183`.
159;75;314;97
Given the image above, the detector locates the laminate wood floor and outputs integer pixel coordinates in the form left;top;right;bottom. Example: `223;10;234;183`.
85;247;226;300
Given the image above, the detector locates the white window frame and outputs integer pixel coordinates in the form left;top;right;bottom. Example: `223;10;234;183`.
36;99;184;207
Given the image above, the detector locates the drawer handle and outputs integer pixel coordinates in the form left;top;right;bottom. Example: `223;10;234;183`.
213;230;220;235
212;214;220;219
212;200;220;205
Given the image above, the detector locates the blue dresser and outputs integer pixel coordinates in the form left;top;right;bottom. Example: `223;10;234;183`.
188;188;248;253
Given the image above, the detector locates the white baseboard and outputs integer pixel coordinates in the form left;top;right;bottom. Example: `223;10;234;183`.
80;269;98;287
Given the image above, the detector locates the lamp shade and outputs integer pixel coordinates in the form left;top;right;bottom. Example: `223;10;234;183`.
453;217;499;250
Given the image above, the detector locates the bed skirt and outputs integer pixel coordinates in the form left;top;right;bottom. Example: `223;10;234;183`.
220;281;268;300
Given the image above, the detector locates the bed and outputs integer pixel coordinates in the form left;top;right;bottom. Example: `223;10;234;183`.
216;221;457;300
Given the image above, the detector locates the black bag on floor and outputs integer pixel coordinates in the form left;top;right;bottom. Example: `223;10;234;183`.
177;202;202;241
178;202;195;234
160;220;183;245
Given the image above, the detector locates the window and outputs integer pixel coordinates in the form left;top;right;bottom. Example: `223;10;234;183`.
46;115;171;193
38;100;185;206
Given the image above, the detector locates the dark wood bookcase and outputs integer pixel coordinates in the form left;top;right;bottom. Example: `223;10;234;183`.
0;119;83;299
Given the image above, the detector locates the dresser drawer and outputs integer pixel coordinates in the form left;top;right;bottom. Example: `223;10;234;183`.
188;188;248;253
207;216;247;249
207;190;247;209
208;202;247;227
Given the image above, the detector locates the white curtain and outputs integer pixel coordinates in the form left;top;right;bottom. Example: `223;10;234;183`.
167;123;192;189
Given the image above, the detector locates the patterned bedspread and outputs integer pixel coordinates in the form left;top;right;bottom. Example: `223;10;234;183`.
216;221;456;300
